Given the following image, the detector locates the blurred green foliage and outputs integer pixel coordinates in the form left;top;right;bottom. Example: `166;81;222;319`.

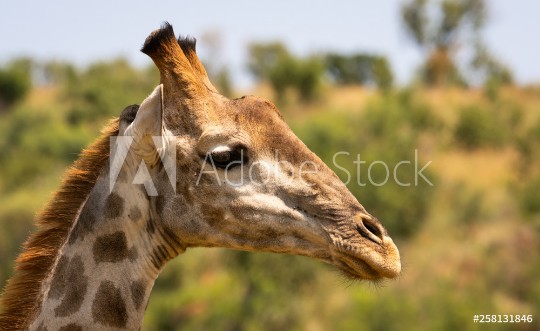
520;175;540;217
62;59;158;125
325;53;394;90
248;42;324;102
0;58;32;108
248;43;395;102
0;56;539;331
454;105;505;149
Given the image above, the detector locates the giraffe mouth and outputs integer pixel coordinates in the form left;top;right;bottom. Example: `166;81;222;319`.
330;235;401;280
335;255;381;280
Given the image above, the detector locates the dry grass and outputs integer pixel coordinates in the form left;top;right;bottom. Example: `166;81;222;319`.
432;148;518;191
25;86;59;110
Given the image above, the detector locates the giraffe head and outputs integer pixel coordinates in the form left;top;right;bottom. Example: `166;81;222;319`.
121;23;400;281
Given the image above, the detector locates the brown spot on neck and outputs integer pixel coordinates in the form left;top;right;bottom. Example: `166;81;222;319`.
93;231;135;264
92;281;128;328
59;323;83;331
68;192;100;244
52;256;88;317
104;192;124;219
130;280;147;310
48;256;69;300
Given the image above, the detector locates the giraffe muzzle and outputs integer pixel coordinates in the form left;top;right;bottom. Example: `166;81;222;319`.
328;214;401;280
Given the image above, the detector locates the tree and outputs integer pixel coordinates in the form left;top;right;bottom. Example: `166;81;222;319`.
471;41;513;98
0;58;33;109
248;42;323;102
401;0;494;87
325;53;394;90
248;42;291;82
42;61;77;86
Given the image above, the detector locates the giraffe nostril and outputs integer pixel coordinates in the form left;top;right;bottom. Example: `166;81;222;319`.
364;219;383;239
355;218;384;245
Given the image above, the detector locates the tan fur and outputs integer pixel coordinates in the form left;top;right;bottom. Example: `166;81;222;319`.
178;36;218;93
0;119;120;331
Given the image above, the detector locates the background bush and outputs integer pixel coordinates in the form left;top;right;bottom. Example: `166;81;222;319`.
454;105;505;149
0;59;32;108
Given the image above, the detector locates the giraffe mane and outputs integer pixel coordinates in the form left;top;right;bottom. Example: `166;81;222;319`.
0;118;120;331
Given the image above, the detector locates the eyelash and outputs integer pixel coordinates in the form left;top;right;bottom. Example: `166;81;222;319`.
205;147;249;169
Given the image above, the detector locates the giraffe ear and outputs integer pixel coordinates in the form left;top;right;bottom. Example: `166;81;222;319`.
127;84;165;164
131;84;163;137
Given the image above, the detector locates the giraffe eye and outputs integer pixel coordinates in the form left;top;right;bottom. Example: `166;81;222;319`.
206;146;248;169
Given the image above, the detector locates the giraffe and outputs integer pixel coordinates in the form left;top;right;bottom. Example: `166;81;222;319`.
0;23;401;330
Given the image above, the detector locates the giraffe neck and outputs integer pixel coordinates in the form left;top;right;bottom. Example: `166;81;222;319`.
28;169;184;331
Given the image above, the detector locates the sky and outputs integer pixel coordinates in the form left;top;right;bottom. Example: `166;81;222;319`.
1;0;539;87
